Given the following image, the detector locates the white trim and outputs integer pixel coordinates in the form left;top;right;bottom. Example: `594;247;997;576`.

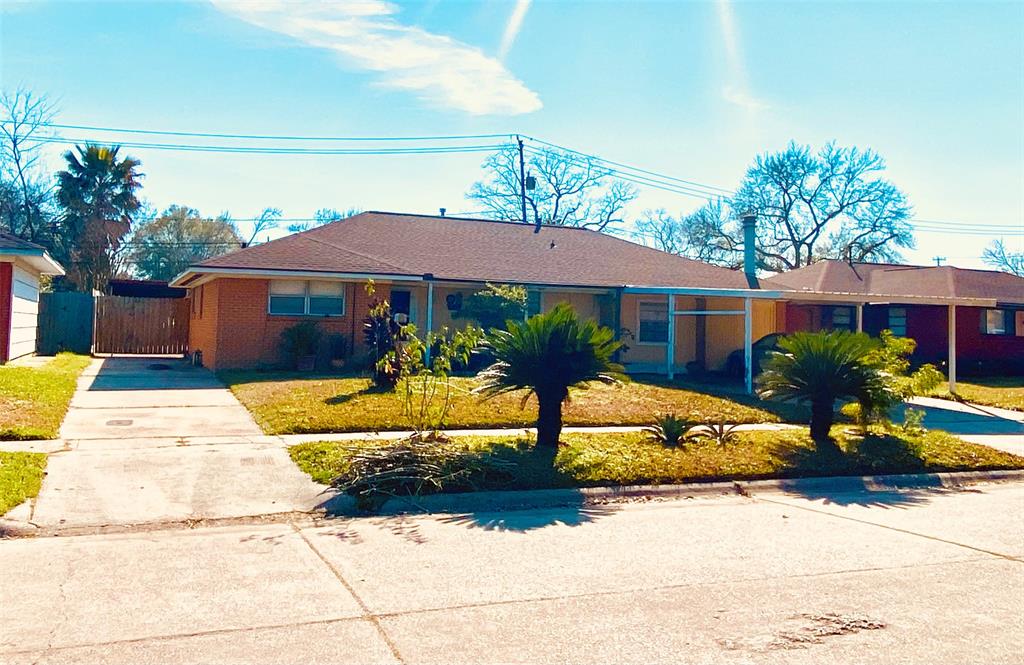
782;290;995;307
948;304;957;393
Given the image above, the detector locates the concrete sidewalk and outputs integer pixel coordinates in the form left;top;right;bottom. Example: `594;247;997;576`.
906;396;1024;455
1;481;1021;664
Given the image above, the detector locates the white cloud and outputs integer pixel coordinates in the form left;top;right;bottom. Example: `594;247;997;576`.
714;0;768;112
210;0;542;116
498;0;531;61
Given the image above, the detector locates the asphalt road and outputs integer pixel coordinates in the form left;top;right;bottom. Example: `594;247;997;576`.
2;482;1022;664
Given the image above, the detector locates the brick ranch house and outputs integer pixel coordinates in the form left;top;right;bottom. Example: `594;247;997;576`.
0;233;65;364
170;211;787;391
769;260;1024;383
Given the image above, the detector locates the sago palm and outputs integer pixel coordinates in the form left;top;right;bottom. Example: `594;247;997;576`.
757;330;882;443
476;303;625;450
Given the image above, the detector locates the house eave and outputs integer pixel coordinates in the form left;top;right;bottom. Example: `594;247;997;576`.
169;266;424;288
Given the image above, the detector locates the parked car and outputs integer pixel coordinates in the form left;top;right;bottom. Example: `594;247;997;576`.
725;333;784;378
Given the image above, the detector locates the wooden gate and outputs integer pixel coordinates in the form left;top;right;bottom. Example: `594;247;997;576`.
37;291;95;355
93;296;189;355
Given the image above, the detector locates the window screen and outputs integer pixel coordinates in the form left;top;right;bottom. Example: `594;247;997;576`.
269;280;344;316
887;307;907;336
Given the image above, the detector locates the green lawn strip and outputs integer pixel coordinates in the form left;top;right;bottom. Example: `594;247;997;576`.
289;427;1024;493
0;353;92;440
0;451;47;515
932;377;1024;413
222;370;807;435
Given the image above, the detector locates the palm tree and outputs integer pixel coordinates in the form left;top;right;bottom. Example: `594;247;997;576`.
56;144;142;291
757;330;881;443
476;303;625;450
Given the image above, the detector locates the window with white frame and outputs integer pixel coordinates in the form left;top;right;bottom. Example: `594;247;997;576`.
637;300;669;344
269;280;344;316
887;307;907;336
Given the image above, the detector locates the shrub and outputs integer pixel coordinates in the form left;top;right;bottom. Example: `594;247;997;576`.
362;281;403;388
692;420;741;445
453;283;527;331
644;413;695;447
757;331;882;443
476;303;625;450
280;321;322;369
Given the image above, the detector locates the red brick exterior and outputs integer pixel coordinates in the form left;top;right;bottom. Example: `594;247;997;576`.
782;302;1024;373
187;277;389;370
0;262;12;363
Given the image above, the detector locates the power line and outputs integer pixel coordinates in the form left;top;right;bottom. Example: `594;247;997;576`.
1;120;512;143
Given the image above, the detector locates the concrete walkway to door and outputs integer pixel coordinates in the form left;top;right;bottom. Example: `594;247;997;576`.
27;357;326;531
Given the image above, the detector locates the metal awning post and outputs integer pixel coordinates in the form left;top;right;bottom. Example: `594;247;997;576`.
856;303;863;333
424;281;435;364
948;303;957;393
744;297;753;395
666;294;676;380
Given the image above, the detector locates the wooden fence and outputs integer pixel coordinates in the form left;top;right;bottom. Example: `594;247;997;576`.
37;291;95;355
93;296;189;355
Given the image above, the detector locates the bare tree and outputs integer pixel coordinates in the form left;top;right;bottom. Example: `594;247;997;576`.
467;145;637;232
633;199;741;266
0;88;58;243
983;239;1024;277
245;207;281;246
287;207;361;233
731;142;913;271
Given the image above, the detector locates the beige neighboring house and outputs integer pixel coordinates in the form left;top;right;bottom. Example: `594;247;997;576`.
170;211;783;391
0;233;65;364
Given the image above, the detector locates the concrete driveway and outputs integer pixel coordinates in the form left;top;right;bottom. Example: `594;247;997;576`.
26;357;325;529
903;396;1024;455
1;482;1021;664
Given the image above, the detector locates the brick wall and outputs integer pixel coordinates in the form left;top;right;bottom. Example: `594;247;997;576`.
189;277;389;370
0;262;11;363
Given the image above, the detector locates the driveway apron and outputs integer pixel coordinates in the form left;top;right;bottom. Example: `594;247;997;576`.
30;357;325;529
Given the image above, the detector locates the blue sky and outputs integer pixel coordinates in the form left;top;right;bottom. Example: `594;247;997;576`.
2;0;1022;268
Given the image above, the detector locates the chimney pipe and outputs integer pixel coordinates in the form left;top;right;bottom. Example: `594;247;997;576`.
741;210;757;280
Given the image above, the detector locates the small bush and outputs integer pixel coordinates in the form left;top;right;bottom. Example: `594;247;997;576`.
692;421;741;446
280;321;322;368
643;413;695;447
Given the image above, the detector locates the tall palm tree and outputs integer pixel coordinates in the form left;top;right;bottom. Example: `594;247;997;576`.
476;303;625;449
757;330;881;443
56;144;142;291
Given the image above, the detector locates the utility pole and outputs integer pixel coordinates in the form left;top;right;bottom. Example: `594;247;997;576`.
933;256;946;266
516;135;529;228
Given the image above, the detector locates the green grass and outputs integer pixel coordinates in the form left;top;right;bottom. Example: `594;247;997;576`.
933;377;1024;412
289;427;1024;492
0;353;92;440
0;451;47;515
221;370;807;435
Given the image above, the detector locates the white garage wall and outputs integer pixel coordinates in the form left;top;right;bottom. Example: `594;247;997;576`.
9;264;40;360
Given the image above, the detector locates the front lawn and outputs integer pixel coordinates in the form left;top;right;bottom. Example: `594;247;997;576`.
0;354;91;440
222;371;807;435
934;377;1024;412
0;451;47;515
290;427;1024;492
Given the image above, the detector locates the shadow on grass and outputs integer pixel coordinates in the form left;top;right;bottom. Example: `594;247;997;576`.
323;383;393;406
771;432;957;509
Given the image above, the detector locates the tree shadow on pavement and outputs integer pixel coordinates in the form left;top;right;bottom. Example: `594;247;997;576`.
436;502;621;533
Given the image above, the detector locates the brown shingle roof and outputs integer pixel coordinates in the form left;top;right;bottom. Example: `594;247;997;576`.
768;260;1024;305
0;232;46;253
191;211;762;290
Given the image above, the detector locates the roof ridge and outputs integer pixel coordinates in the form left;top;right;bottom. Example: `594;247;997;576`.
363;210;615;232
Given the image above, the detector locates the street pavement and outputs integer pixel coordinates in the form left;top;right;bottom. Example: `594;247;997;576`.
2;482;1022;664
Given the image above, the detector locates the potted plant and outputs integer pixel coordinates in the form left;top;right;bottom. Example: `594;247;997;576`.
281;321;322;371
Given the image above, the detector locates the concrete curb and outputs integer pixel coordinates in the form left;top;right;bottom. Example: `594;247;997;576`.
322;468;1024;517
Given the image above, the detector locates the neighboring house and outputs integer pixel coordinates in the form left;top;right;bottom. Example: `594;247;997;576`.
0;233;65;364
769;260;1024;379
108;279;186;299
170;211;783;389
